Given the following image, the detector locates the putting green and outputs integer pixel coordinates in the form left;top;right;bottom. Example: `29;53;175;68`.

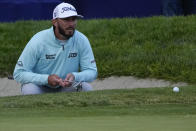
0;115;196;131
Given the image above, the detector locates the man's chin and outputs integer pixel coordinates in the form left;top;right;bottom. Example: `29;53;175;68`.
65;31;75;38
65;35;73;39
67;30;74;35
64;34;73;39
60;32;74;39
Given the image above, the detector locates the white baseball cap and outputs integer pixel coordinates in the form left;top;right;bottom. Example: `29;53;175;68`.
53;2;83;19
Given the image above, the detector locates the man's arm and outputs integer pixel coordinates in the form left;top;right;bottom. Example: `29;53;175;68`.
13;37;49;85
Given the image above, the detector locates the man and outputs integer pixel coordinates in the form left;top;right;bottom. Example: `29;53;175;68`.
13;2;98;95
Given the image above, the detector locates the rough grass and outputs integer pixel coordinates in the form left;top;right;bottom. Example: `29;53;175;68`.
0;86;195;109
0;16;196;83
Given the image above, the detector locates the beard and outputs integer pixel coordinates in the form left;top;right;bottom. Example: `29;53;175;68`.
58;25;75;39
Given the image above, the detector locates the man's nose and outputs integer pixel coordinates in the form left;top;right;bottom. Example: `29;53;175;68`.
67;20;75;26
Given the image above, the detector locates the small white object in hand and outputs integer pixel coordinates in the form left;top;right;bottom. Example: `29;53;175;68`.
173;86;179;92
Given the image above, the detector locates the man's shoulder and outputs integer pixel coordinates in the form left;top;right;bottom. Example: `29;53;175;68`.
28;27;53;47
34;27;53;38
74;30;88;41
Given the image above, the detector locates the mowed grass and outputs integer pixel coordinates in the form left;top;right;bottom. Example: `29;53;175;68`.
0;16;196;83
1;115;196;131
0;86;196;131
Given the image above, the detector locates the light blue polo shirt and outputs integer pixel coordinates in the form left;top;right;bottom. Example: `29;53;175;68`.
13;27;97;85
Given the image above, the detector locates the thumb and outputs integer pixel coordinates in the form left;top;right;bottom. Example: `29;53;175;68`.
65;73;75;82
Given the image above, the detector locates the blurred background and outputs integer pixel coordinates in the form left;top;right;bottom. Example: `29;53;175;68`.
0;0;196;22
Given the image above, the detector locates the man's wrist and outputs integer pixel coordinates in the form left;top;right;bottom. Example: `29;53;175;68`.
43;74;50;85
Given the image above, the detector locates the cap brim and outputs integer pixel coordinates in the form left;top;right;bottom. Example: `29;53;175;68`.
76;15;84;18
56;14;83;19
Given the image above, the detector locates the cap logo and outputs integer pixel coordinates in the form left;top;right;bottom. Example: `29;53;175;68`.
61;7;76;13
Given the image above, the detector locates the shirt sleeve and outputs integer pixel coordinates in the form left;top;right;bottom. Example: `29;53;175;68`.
13;36;49;85
72;35;98;82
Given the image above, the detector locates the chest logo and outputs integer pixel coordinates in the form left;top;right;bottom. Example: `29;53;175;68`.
68;53;77;58
45;54;56;59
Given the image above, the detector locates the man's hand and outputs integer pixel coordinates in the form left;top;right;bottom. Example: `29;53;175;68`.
62;73;75;87
48;74;63;87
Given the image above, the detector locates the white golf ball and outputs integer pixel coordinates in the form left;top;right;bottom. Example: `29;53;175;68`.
173;87;179;92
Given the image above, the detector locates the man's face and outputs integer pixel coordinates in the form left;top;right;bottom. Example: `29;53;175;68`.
55;16;77;39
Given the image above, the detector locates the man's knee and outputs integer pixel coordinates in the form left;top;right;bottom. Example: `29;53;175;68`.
21;83;43;95
81;82;93;92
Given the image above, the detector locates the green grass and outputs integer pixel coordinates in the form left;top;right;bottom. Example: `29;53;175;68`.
0;16;196;83
0;86;196;109
0;86;196;112
0;86;196;131
1;115;196;131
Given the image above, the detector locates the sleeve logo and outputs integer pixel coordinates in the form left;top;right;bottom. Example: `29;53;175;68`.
17;61;23;67
91;60;96;64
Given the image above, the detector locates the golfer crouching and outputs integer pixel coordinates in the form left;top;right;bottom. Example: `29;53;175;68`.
13;2;97;95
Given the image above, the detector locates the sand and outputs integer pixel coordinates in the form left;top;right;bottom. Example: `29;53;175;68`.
0;76;187;97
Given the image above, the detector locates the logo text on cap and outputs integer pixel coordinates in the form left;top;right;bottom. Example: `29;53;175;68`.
61;7;76;13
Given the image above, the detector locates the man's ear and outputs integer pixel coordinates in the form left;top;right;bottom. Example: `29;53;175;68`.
52;19;57;26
